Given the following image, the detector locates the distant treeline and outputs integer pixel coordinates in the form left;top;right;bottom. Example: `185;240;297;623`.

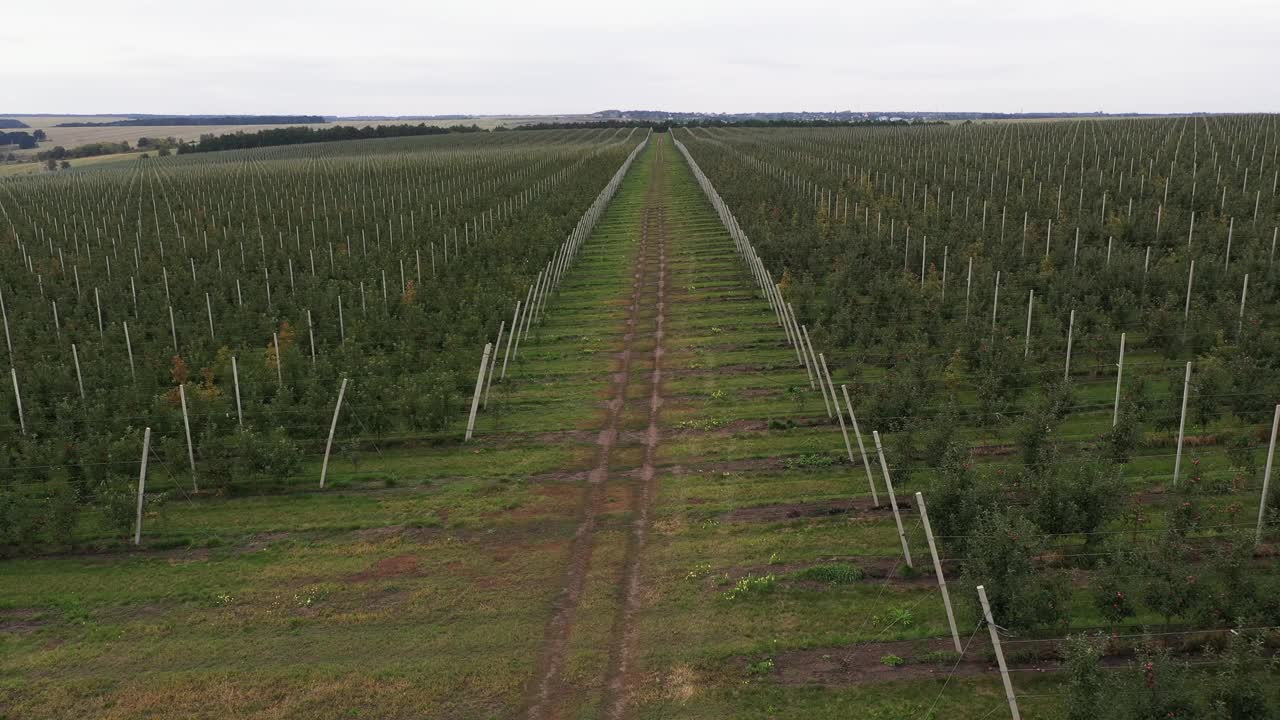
511;118;933;131
56;116;327;127
177;123;485;153
0;119;30;129
37;142;132;160
0;130;44;149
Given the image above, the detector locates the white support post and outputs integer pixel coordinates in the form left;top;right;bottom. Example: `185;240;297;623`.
484;322;504;409
231;356;243;427
319;378;348;489
273;332;283;385
501;301;521;379
524;272;544;337
338;295;346;343
964;257;973;320
1238;274;1249;336
11;367;25;435
1184;260;1195;321
776;283;797;348
1023;289;1034;358
307;310;316;363
977;585;1021;720
916;492;962;653
0;289;12;360
1173;361;1192;486
134;427;151;546
803;326;830;416
206;293;215;341
179;383;196;491
71;343;86;399
465;343;493;442
123;321;135;379
990;270;1001;339
841;385;880;506
1112;333;1126;427
513;285;534;358
785;299;807;371
820;354;852;458
168;304;179;355
1063;309;1075;381
872;430;912;567
1257;405;1280;546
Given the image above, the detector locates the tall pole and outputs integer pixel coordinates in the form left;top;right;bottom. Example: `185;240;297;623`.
1238;274;1249;336
917;492;961;652
71;344;85;399
1112;333;1126;427
990;270;1001;341
501;300;521;379
1173;362;1192;486
1063;308;1075;381
1023;289;1034;358
179;383;197;491
821;355;854;466
123;321;135;379
465;343;492;442
231;356;243;427
872;430;912;567
11;367;25;435
484;322;505;409
841;385;880;506
803;326;830;416
134;427;151;546
1184;260;1195;321
273;332;283;386
964;257;973;320
978;585;1021;720
319;378;348;488
1256;404;1280;546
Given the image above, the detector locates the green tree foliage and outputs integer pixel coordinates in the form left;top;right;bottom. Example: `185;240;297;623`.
960;508;1068;631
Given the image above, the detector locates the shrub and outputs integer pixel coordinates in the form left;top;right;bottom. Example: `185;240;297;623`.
723;574;776;600
794;563;864;585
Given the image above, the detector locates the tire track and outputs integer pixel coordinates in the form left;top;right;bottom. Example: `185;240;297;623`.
525;170;653;720
601;139;669;720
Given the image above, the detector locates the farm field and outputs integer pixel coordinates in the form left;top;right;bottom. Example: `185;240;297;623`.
2;117;1280;719
0;115;589;160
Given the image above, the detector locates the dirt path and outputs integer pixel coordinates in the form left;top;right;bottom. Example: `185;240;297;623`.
525;141;661;720
601;141;669;720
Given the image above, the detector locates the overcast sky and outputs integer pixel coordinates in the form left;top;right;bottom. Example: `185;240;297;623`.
2;0;1278;116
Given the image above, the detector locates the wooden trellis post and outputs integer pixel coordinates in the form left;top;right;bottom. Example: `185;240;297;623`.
1112;333;1126;426
134;427;151;546
484;322;505;409
465;343;493;442
1173;361;1192;485
179;383;197;490
231;356;243;427
71;344;85;399
1023;289;1034;358
916;492;961;652
319;378;348;489
841;385;880;506
872;430;912;567
1257;404;1280;546
978;585;1021;720
1063;309;1075;381
11;367;25;435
